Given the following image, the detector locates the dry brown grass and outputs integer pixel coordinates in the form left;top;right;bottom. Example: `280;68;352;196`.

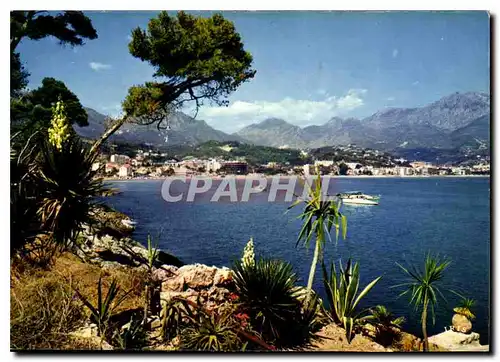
11;252;147;350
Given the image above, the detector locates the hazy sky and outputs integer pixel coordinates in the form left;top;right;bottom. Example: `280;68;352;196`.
18;11;490;133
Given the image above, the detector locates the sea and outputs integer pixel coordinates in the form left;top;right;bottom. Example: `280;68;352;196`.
104;176;491;345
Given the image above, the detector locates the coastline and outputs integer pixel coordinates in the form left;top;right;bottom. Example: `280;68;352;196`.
101;174;490;182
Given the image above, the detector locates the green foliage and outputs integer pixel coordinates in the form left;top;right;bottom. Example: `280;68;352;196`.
74;276;132;337
369;305;405;346
322;259;381;343
454;297;476;320
122;11;255;126
394;254;451;351
112;316;147;350
146;233;160;271
11;11;97;52
11;52;29;97
289;170;347;304
12;77;89;138
232;258;321;347
10;134;41;256
161;299;186;342
37;135;111;247
179;301;244;351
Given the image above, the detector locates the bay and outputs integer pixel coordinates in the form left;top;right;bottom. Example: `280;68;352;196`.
104;177;490;344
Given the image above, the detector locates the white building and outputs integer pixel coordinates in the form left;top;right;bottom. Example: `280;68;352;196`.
205;159;222;173
111;154;130;165
314;160;334;167
91;162;100;172
118;164;133;177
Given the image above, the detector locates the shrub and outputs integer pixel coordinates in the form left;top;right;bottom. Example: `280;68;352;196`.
369;305;405;347
10;269;84;350
232;258;322;348
73;276;133;337
322;259;381;343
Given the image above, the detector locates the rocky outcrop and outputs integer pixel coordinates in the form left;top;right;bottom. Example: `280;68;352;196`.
452;314;473;334
156;264;234;313
74;224;184;270
428;330;488;352
89;204;136;239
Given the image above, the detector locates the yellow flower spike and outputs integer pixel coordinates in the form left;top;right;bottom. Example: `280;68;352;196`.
48;100;73;151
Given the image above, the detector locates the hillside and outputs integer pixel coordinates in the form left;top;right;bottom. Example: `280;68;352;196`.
74;108;244;147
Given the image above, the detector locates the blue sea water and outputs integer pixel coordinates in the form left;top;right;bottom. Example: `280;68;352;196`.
105;177;490;345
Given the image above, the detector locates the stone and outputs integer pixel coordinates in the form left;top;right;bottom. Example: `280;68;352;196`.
213;267;233;286
160;289;197;305
152;265;179;282
428;330;487;351
452;313;473;334
177;264;217;289
161;275;185;292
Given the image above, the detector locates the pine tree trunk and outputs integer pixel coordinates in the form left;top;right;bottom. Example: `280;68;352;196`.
89;117;127;155
305;238;321;306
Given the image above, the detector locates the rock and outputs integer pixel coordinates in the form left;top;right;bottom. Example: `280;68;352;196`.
452;313;472;334
213;267;233;286
177;264;217;289
160;289;197;304
161;275;185;292
428;330;487;351
152;265;179;282
397;332;421;352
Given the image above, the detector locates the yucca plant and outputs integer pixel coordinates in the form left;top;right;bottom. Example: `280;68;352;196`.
394;254;451;351
10;135;42;257
454;297;476;321
36;100;114;249
322;259;381;343
232;258;319;347
73;276;133;337
289;169;347;305
369;305;406;346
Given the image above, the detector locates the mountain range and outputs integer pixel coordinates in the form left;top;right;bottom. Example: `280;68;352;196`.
235;92;490;152
75;92;490;159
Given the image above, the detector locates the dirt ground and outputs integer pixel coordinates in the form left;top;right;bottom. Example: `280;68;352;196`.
307;324;389;352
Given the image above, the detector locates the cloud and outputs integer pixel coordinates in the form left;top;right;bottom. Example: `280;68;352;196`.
101;104;123;118
89;62;111;71
194;89;368;133
387;96;395;101
392;49;399;58
412;80;420;86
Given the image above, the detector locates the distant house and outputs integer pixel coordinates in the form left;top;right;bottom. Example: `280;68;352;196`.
119;164;133;177
91;162;100;172
105;163;118;173
111;154;130;165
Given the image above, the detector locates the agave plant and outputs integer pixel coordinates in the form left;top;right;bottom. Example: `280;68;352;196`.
74;276;133;337
454;297;476;320
289;169;347;305
113;315;147;350
369;305;406;346
143;233;160;321
322;259;381;343
160;298;187;342
394;254;451;352
180;302;243;351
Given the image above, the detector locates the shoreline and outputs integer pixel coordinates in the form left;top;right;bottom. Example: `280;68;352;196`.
101;174;490;182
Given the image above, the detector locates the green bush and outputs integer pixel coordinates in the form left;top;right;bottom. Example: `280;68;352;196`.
232;258;322;348
322;259;381;343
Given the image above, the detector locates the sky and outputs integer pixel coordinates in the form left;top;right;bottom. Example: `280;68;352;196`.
17;11;490;134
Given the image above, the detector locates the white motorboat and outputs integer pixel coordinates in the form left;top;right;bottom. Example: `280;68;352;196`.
337;191;380;205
